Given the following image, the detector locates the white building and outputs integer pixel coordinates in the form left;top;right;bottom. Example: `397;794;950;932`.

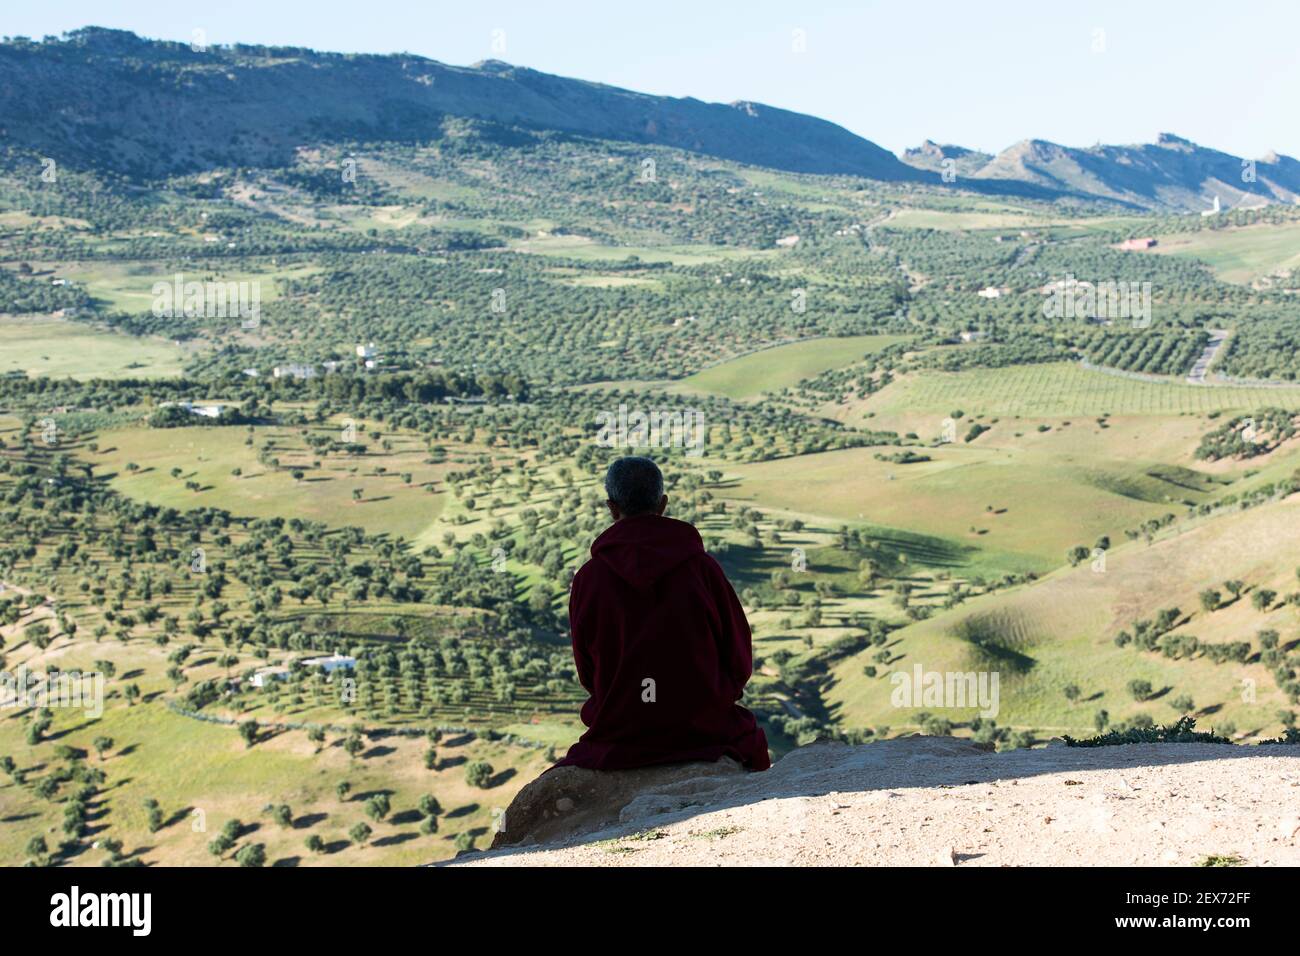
356;343;378;359
249;667;288;689
302;654;356;674
160;401;222;418
180;402;222;418
272;364;318;380
250;655;355;689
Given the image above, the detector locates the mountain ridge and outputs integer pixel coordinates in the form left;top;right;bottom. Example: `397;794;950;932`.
2;27;1298;212
900;131;1300;211
0;26;916;183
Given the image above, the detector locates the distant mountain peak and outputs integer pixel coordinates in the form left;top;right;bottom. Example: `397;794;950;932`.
899;140;993;176
973;132;1300;210
907;140;972;158
471;59;515;73
1156;132;1196;150
62;25;156;54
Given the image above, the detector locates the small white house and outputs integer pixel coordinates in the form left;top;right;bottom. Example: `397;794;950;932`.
250;655;355;688
356;343;377;359
180;402;222;419
272;364;318;380
775;235;800;248
249;667;288;689
160;401;222;418
302;654;356;674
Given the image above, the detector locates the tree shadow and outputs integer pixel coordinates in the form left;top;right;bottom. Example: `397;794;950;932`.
165;806;194;828
372;832;418;848
487;767;517;788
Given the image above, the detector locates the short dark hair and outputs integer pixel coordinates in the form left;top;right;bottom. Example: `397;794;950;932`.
604;456;664;516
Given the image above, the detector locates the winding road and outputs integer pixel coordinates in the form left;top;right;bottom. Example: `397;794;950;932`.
1186;329;1229;384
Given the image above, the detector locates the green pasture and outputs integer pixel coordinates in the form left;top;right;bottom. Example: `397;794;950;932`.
91;421;448;541
1147;220;1300;284
679;334;909;400
0;316;189;379
825;494;1300;739
865;362;1300;418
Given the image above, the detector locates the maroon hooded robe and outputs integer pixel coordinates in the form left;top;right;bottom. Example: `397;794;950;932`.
554;513;770;771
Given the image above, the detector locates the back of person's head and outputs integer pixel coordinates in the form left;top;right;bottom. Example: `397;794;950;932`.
604;456;664;517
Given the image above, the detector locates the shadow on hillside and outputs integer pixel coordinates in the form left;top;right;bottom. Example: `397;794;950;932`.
451;737;1300;865
372;832;418;848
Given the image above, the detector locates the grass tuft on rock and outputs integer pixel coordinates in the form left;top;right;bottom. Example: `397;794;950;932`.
1062;716;1232;747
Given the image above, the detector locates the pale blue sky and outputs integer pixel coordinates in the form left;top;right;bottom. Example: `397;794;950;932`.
10;1;1300;158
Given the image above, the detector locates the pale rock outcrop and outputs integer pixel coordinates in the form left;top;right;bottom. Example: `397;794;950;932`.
452;736;1300;866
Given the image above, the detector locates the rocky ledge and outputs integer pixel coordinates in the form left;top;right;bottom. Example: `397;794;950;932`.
447;736;1300;866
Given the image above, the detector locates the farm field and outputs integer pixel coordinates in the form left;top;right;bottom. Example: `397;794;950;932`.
859;362;1300;419
826;493;1300;738
0;315;190;379
49;260;317;314
1147;220;1300;284
723;438;1217;572
507;234;765;265
0;676;552;867
678;334;910;400
93;421;451;541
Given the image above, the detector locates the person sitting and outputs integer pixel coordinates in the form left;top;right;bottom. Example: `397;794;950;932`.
553;456;770;772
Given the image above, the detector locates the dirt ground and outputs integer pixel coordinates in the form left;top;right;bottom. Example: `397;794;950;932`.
452;736;1300;867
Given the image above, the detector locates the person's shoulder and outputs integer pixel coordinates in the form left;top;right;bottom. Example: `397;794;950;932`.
570;555;601;585
690;548;728;579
